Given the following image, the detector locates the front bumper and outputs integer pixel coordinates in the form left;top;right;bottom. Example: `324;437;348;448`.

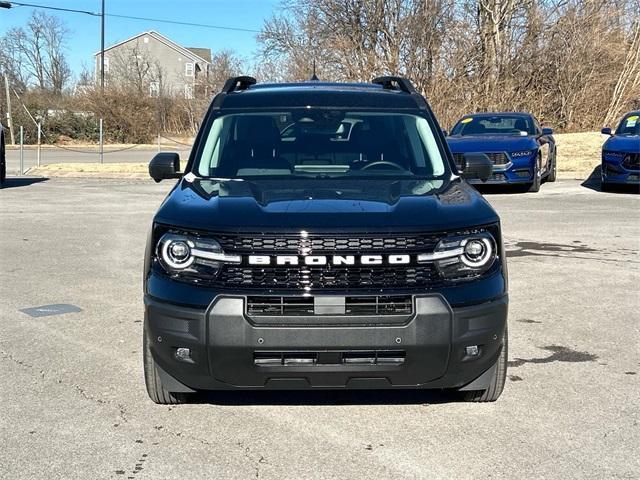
601;161;640;184
457;156;535;185
145;293;508;391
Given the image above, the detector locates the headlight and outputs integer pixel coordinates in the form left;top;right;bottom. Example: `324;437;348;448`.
510;150;533;158
418;232;497;280
156;232;240;282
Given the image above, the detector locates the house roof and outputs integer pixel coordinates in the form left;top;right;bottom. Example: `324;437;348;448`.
94;30;211;64
187;47;212;63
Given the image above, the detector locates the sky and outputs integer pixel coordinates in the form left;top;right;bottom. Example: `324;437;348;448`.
0;0;279;79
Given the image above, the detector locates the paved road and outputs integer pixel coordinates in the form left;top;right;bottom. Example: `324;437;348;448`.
0;178;638;479
5;146;191;174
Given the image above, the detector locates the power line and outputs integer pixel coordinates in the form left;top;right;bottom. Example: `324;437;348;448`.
106;13;260;33
5;1;261;33
6;1;98;15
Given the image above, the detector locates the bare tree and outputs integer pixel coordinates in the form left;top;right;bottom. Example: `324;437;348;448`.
207;50;245;91
258;0;640;131
604;19;640;125
0;12;71;94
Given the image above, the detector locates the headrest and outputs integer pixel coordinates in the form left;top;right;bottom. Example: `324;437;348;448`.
514;118;528;132
464;122;486;135
235;116;280;143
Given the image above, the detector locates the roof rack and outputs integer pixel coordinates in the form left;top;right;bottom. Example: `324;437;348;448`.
372;76;416;94
221;76;257;94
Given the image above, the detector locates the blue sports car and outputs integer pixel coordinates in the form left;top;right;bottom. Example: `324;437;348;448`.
447;112;556;192
601;111;640;190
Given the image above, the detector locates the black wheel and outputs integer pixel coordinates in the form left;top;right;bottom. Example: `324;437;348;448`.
546;150;556;182
143;332;189;405
463;328;508;402
528;157;541;192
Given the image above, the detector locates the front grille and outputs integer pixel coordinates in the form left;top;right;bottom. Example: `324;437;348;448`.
485;152;510;166
622;153;640;170
452;152;509;168
246;295;413;316
216;234;439;253
219;265;438;290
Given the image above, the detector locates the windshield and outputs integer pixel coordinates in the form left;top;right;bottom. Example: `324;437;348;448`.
451;115;536;136
615;113;640;135
194;110;447;179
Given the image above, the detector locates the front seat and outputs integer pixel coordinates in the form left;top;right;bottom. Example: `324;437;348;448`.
514;118;529;134
234;116;291;174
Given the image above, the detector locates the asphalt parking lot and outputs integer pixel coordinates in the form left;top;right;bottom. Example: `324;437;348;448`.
0;177;638;479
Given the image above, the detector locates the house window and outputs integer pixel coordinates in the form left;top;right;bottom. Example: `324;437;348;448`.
185;62;194;77
149;81;160;97
184;84;194;100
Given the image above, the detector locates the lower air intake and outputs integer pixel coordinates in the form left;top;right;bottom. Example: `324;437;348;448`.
246;295;413;316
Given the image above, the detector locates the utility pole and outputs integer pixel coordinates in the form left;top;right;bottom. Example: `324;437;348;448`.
100;0;105;92
4;74;15;145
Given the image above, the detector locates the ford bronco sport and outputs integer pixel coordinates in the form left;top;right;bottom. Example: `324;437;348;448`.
144;76;508;404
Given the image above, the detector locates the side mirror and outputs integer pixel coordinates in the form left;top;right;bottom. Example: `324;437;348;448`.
460;152;492;182
149;152;181;182
541;127;553;136
442;129;448;137
601;127;612;136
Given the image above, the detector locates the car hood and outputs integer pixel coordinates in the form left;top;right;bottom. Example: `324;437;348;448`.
447;135;537;153
603;135;640;153
153;177;499;232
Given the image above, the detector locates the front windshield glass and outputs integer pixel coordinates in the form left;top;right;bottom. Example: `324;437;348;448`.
616;113;640;135
194;110;447;179
450;115;536;136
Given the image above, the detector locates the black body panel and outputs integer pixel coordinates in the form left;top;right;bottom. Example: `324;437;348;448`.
145;294;507;390
144;78;509;394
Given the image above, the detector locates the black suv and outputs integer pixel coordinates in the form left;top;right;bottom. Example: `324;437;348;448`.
144;76;508;404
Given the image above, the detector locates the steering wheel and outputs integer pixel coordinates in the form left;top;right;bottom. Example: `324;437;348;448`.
360;161;405;171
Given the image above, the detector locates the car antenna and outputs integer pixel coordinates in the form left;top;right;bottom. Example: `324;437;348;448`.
310;60;319;81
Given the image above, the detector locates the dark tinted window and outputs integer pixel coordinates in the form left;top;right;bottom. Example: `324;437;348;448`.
451;115;536;136
616;113;640;135
195;110;447;179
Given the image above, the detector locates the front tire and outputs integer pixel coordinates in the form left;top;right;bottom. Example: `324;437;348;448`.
546;150;557;182
528;157;541;192
463;328;508;402
143;333;189;405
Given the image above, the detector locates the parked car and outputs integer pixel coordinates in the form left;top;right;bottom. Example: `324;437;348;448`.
447;112;556;192
0;121;5;186
143;76;508;404
601;111;640;190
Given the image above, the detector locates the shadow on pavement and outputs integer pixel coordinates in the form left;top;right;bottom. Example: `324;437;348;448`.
0;177;48;189
582;165;639;194
195;388;460;406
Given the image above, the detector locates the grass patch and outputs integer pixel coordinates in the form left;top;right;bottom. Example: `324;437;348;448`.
555;132;606;179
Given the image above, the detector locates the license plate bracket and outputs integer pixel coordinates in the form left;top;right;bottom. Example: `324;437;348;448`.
314;296;346;315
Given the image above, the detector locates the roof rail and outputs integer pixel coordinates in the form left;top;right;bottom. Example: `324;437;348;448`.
372;76;416;94
221;76;257;94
